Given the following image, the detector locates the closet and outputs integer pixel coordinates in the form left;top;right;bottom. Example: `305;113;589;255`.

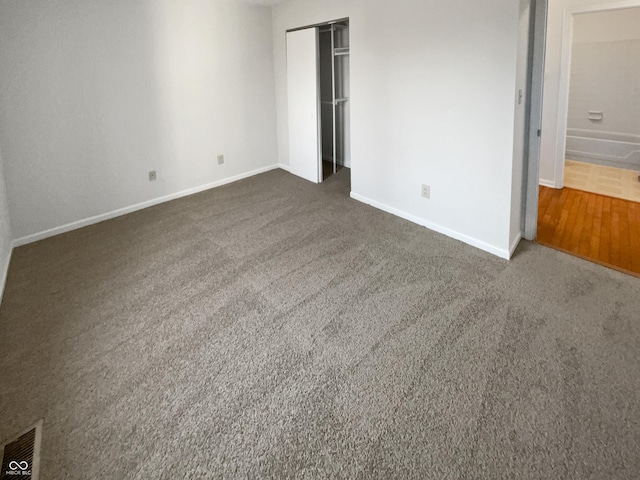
286;20;350;184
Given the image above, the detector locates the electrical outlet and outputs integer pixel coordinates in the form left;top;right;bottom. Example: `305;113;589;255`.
421;184;430;199
149;170;157;181
217;154;224;165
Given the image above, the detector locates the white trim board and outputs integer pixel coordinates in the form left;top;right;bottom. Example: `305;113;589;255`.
13;165;282;247
539;178;557;188
350;192;513;260
565;0;640;14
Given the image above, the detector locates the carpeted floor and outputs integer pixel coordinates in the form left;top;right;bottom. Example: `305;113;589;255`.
1;168;639;479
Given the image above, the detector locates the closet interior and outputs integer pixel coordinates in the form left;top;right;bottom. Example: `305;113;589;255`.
318;21;350;181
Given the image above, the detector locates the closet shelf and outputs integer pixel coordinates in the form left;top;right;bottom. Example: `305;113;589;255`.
334;47;350;56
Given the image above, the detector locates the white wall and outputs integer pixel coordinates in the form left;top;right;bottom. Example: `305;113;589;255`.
573;7;640;42
0;145;13;303
568;9;640;135
0;0;278;241
539;0;640;187
273;0;523;257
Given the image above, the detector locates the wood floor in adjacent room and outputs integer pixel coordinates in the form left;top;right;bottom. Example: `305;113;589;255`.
537;185;640;277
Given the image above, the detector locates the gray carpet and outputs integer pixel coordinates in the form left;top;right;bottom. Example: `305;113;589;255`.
1;168;639;479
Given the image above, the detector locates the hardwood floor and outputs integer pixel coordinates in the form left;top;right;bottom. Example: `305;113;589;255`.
537;186;640;277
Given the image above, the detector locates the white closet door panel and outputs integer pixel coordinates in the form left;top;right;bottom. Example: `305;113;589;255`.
287;28;320;184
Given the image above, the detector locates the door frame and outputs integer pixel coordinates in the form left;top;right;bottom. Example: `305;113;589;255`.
286;18;349;184
523;0;549;240
523;0;640;241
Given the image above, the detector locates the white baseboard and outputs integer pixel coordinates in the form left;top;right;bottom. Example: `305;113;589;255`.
349;192;512;260
0;243;13;305
539;178;558;188
9;164;516;263
14;164;283;247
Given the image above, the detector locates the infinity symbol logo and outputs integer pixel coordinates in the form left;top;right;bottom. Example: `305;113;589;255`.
8;460;29;470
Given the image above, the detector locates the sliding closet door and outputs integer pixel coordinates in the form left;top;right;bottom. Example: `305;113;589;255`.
286;28;321;184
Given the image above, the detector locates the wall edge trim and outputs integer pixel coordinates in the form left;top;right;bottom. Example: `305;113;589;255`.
350;191;511;260
13;164;283;247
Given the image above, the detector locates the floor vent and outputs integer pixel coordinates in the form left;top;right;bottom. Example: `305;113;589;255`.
1;420;42;480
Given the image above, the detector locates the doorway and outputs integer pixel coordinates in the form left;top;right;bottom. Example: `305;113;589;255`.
533;1;640;276
286;19;351;187
319;22;350;181
561;8;640;202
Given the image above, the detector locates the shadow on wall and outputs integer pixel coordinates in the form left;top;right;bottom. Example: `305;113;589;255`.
0;1;168;237
0;0;276;240
148;0;277;187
